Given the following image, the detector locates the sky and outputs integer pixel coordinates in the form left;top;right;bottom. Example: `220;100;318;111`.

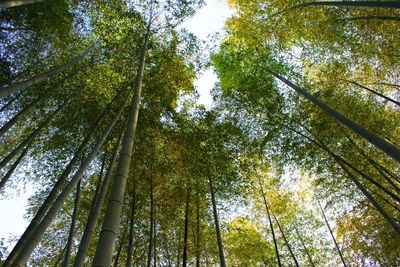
0;0;234;250
181;0;234;108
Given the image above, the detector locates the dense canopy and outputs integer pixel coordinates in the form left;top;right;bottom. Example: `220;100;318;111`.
0;0;399;266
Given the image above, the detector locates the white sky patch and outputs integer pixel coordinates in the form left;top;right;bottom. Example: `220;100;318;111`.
0;182;35;248
182;0;234;108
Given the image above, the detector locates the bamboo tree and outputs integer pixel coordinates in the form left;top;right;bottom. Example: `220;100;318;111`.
113;225;128;267
0;91;22;113
92;14;153;266
126;185;136;267
0;45;94;99
294;227;316;267
0;74;71;138
259;179;281;267
271;212;300;267
195;189;200;267
272;120;400;235
54;244;67;267
0;139;32;191
182;187;190;267
0;101;66;171
146;176;155;267
344;133;400;194
317;200;348;267
292;123;400;235
208;170;226;267
11;96;127;266
299;125;400;205
62;179;81;267
153;200;157;267
288;1;400;9
4;92;122;267
73;132;123;267
268;1;400;19
268;70;400;164
343;80;400;107
0;0;46;8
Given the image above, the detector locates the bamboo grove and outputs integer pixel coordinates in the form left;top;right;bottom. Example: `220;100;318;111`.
0;0;399;266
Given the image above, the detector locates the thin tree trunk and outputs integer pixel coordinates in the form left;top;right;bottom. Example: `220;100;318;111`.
275;121;400;235
371;188;400;213
0;73;73;138
294;227;315;267
0;74;71;138
11;97;127;266
268;71;400;164
92;16;152;266
259;179;281;267
267;1;400;20
294;1;400;9
0;139;32;191
177;236;181;267
62;179;81;267
195;190;200;267
317;200;348;267
1;102;67;265
153;200;157;267
344;133;400;194
0;91;22;113
4;93;121;266
0;0;45;8
378;82;400;90
146;176;154;267
208;170;226;267
0;27;32;32
182;187;190;267
73;132;123;267
126;185;136;267
271;212;299;267
336;16;400;22
0;106;58;171
343;79;400;107
300;125;400;204
54;243;67;267
0;45;94;99
0;100;67;171
113;225;128;267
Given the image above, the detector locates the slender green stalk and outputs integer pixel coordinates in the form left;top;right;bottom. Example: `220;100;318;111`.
343;79;400;107
126;185;136;267
62;179;81;267
208;170;226;267
271;212;299;267
182;187;190;267
0;45;94;99
0;102;65;171
3;92;121;266
0;140;32;191
268;1;400;19
146;176;154;267
0;74;71;138
73;132;123;267
0;0;45;8
92;17;152;267
294;227;315;267
259;179;281;267
0;92;22;113
11;97;127;266
269;71;400;164
317;200;348;267
274;121;400;235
